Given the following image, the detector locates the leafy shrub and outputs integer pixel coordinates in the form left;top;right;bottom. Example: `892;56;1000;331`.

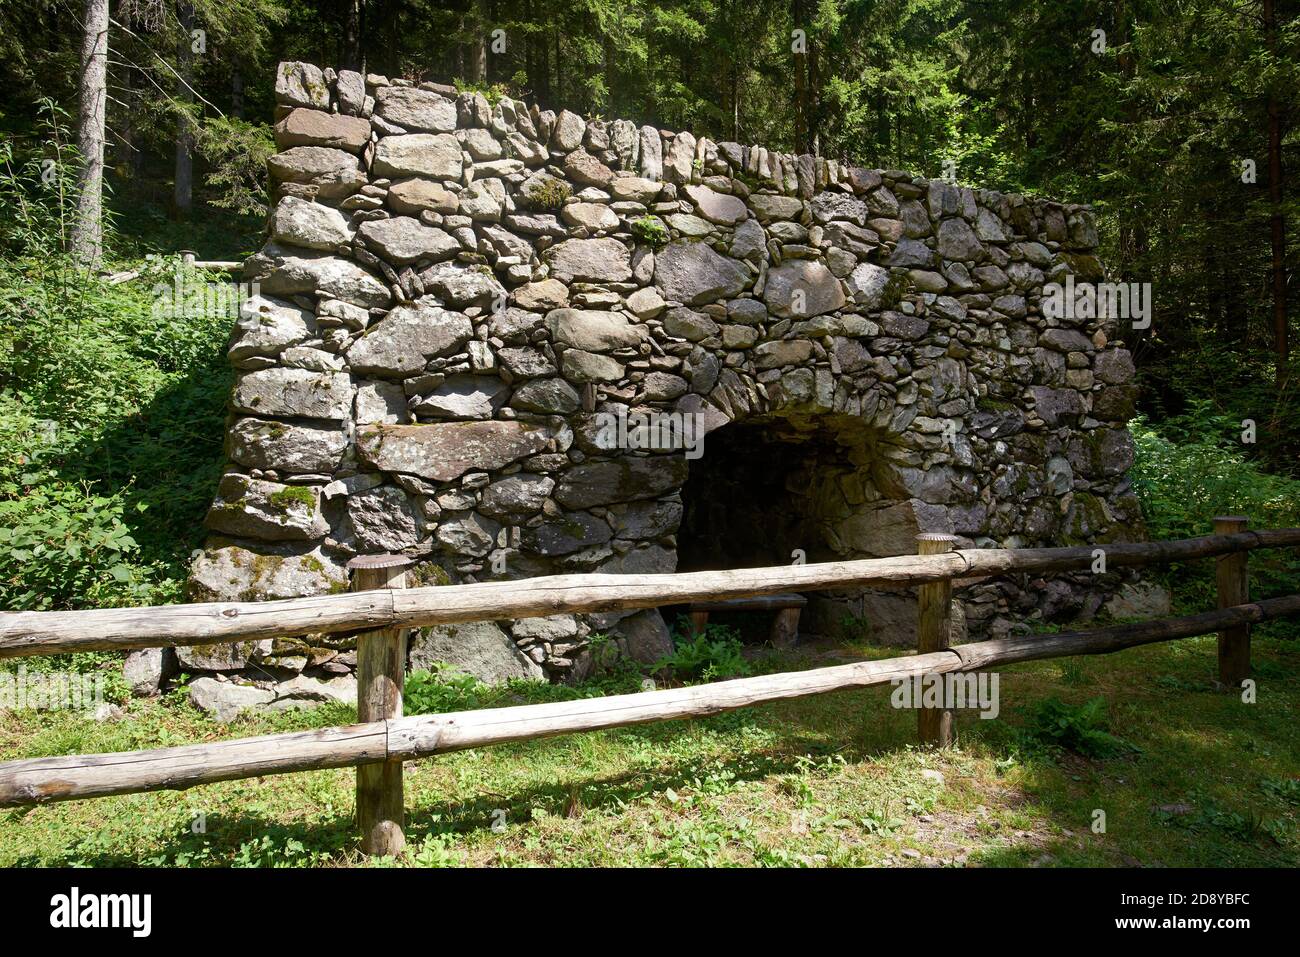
839;613;873;642
0;99;90;260
452;80;510;105
631;215;669;246
1131;405;1300;542
0;465;151;610
0;258;231;609
0;131;232;611
1019;696;1139;759
655;619;751;682
1260;777;1300;806
404;664;488;715
195;116;275;217
524;177;570;211
1131;408;1300;624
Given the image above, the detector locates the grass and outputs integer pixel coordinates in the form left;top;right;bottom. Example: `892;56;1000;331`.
1;633;1297;868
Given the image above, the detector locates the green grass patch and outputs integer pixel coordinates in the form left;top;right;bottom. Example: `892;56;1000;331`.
2;635;1296;868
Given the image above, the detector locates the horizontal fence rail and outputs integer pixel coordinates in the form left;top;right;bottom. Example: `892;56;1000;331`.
3;592;1298;809
2;528;1298;659
2;520;1298;855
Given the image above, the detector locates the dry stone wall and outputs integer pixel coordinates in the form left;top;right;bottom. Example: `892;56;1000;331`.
185;60;1146;687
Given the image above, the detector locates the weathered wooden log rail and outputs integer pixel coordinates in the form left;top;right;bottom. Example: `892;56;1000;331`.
3;528;1298;659
1;520;1298;857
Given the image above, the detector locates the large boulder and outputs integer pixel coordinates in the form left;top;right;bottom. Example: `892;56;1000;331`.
685;184;747;226
511;377;581;413
232;368;354;421
763;260;846;318
188;543;349;602
266;146;366;200
543;238;632;282
833;499;953;558
345;485;426;551
653;241;749;305
228;417;348;473
613;609;674;665
546;308;646;351
846;262;895;310
273;108;370;152
1029;385;1087;426
811;191;869;226
355;422;552;481
748;194;804;221
729;218;766;263
274;61;329;109
418;262;507;309
936;217;985;261
374;86;458;132
123;648;172;697
245;242;390;308
435;512;500;557
268;195;354;250
189;678;276;722
563;149;616;188
373;133;463;179
227;294;316;364
562;201;620;231
346;300;473;376
1103;581;1172;620
479;475;555;520
386;178;459;216
555;457;690;509
409;622;544;683
358;216;459;264
204;473;328;541
526;511;613;555
416;374;511;419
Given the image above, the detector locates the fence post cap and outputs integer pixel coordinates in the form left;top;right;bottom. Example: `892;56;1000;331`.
1212;515;1250;524
347;554;415;570
915;533;960;543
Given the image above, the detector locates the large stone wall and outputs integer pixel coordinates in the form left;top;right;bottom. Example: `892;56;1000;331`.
185;60;1146;686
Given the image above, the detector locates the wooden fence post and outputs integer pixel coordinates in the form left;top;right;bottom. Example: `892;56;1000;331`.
1213;516;1251;690
348;554;413;856
916;533;959;747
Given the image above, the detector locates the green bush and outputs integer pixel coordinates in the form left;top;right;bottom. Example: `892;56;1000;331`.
523;177;570;212
1131;404;1300;541
1131;407;1300;619
631;215;669;246
404;665;489;715
195;116;276;217
0;126;232;611
655;619;751;682
1019;696;1139;759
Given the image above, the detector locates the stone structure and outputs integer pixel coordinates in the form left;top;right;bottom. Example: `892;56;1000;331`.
184;60;1145;689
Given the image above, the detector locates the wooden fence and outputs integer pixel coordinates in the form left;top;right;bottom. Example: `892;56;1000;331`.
1;517;1298;857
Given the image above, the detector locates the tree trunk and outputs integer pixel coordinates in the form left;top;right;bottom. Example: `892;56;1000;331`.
171;1;195;221
1264;0;1289;384
471;0;489;83
231;65;244;119
808;13;820;155
122;62;144;180
71;0;109;265
732;63;740;142
343;0;363;72
602;31;614;114
554;28;561;104
456;23;465;82
791;0;809;154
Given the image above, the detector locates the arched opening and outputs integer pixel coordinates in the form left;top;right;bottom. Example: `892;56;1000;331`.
670;413;901;645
